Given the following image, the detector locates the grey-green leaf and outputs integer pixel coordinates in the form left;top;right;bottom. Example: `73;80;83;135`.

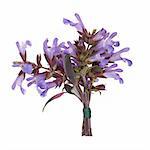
64;54;76;83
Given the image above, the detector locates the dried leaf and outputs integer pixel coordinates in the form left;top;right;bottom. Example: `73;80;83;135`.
36;54;41;66
44;54;51;67
42;92;65;112
91;84;105;92
64;84;73;94
92;29;97;35
20;51;26;62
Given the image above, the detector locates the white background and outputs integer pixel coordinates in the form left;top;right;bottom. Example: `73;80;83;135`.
0;0;150;149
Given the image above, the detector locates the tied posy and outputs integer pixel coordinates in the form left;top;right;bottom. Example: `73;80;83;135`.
12;13;132;136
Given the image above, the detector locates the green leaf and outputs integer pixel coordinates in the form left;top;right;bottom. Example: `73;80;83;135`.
91;65;102;73
80;66;89;76
64;54;76;83
42;92;65;112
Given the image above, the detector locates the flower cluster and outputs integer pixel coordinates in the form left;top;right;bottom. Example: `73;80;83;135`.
12;13;132;136
12;13;132;96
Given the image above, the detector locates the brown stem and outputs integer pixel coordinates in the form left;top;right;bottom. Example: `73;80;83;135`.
81;88;92;136
82;117;92;136
76;76;92;136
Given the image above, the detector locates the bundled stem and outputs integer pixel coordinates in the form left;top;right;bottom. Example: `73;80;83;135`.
81;86;92;136
82;106;92;136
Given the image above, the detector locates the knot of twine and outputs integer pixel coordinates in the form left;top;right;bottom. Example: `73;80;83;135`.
83;107;91;118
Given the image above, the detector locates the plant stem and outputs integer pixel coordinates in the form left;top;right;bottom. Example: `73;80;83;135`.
81;87;92;136
82;106;92;136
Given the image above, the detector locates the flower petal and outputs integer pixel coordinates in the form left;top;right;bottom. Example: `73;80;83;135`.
93;28;107;41
113;41;120;47
63;18;77;26
12;63;20;67
105;64;118;71
63;13;84;32
12;73;25;94
40;89;48;97
64;41;76;56
122;58;133;66
106;45;114;53
114;69;123;72
26;40;32;46
16;40;32;60
99;59;109;68
43;38;49;52
103;72;123;84
20;86;26;94
109;32;117;39
43;38;63;60
52;38;58;47
22;64;33;74
75;13;85;28
109;47;130;62
119;78;124;84
47;81;57;89
27;81;35;87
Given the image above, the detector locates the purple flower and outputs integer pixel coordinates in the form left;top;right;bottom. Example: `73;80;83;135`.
16;40;32;60
88;48;106;62
103;63;124;83
103;72;123;84
12;62;33;74
104;32;120;52
27;73;48;95
103;69;124;84
104;64;118;71
109;48;132;66
38;81;57;97
88;31;132;68
89;53;104;63
11;13;132;136
12;73;25;94
36;78;59;97
43;38;65;60
22;64;33;74
27;73;46;87
63;13;85;32
99;59;109;68
107;32;120;47
64;41;77;57
92;32;119;55
92;28;108;41
26;73;59;96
